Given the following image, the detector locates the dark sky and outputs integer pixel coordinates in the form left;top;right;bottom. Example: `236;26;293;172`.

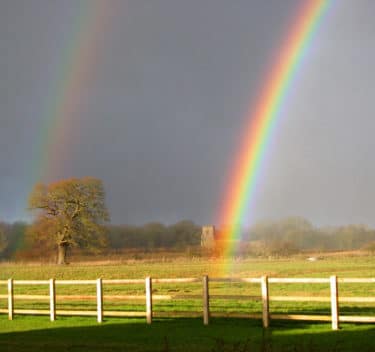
1;0;375;227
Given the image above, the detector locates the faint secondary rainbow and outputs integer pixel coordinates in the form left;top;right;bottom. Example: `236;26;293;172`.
33;0;115;183
217;0;331;260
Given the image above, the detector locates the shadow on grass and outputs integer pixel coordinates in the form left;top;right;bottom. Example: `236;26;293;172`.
269;305;375;316
0;316;374;352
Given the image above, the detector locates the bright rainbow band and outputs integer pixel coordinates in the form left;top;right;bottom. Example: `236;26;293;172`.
218;0;331;263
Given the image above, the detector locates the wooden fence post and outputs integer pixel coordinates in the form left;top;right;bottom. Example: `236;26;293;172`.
145;277;152;324
49;278;56;321
203;275;210;325
261;275;270;328
330;275;339;330
8;279;13;321
97;278;103;323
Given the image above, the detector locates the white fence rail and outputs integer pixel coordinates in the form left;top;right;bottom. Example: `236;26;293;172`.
0;276;374;330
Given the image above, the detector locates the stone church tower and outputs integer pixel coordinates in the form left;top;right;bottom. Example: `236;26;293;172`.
201;225;215;249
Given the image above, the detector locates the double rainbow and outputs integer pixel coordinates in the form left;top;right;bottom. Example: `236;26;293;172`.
218;0;331;259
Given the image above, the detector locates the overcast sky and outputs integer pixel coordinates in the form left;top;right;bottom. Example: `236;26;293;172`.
1;0;375;227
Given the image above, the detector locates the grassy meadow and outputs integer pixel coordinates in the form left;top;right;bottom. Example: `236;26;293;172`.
0;255;374;351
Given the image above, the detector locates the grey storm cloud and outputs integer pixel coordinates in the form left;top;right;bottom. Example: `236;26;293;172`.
1;0;375;227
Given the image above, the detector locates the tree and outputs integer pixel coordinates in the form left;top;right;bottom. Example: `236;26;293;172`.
168;220;200;247
0;222;8;257
141;222;166;250
28;177;110;264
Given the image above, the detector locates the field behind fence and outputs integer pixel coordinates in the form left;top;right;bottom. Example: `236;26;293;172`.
1;275;374;330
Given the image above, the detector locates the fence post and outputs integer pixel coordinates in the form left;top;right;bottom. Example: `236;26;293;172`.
97;278;103;323
330;275;339;330
49;278;56;321
261;275;270;328
203;275;210;325
145;277;152;324
8;279;14;321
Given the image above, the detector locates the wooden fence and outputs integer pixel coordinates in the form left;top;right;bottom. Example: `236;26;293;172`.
0;276;374;330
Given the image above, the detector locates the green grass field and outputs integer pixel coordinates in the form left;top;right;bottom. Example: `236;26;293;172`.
0;255;374;351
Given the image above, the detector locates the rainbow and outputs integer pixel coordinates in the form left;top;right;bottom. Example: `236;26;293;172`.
217;0;331;260
33;0;115;183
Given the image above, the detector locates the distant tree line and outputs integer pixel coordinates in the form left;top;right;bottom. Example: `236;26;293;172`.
0;220;201;261
107;221;201;250
242;217;375;256
1;216;375;261
3;178;372;262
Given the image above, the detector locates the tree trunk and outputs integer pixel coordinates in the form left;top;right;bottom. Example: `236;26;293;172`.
57;242;69;265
